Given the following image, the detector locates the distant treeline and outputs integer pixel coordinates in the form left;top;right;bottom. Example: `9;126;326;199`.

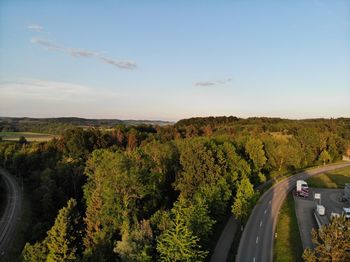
0;117;173;134
0;116;349;261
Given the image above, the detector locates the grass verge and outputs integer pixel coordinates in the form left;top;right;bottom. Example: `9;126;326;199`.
307;166;350;188
274;193;303;262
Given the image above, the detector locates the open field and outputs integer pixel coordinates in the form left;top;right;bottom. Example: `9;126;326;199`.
0;132;55;142
274;193;303;262
307;166;350;188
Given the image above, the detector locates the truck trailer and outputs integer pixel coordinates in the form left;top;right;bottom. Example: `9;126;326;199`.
296;180;309;197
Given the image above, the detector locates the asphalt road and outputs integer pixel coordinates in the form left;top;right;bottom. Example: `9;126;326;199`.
236;162;350;262
0;168;21;257
210;215;239;262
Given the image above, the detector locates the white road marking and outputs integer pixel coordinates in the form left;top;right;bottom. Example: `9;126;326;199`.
253;257;256;262
264;209;267;214
269;200;271;204
256;236;259;244
260;221;263;227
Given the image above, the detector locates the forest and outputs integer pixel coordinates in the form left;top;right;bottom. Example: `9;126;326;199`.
0;116;349;261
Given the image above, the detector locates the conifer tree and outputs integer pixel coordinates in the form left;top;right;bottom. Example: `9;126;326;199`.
22;198;81;262
156;211;208;261
46;198;80;262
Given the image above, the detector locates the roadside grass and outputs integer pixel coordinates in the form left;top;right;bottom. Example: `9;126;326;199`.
307;166;350;188
0;132;55;142
1;188;32;262
274;193;303;262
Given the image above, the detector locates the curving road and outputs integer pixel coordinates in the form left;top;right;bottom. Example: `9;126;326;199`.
236;162;350;262
0;168;21;257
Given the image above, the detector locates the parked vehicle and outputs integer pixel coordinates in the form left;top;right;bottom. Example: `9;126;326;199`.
330;212;340;219
343;207;350;219
316;205;325;216
296;180;309;197
344;183;350;201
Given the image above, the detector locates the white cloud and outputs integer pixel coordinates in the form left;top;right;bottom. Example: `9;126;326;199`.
98;56;137;69
27;24;44;32
67;48;97;58
195;78;232;86
31;38;63;51
30;37;137;70
0;79;105;102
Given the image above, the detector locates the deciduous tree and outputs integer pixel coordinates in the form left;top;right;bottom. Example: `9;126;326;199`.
303;216;350;261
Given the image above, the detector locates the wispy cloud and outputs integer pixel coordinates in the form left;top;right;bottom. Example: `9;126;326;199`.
0;79;124;117
67;49;97;58
30;37;137;70
195;78;232;86
27;24;44;32
98;56;137;70
31;38;62;51
0;79;96;101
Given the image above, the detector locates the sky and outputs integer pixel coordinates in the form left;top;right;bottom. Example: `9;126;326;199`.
0;0;349;121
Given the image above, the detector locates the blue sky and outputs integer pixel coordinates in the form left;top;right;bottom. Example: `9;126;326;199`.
0;0;349;121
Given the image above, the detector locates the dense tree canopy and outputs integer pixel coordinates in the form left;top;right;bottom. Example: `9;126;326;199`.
0;117;349;261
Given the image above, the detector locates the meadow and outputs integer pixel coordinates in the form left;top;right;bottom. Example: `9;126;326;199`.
0;132;55;142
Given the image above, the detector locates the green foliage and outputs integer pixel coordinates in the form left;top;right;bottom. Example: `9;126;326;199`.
1;117;349;261
22;240;48;262
83;150;144;258
172;197;215;245
46;199;80;262
175;138;221;198
245;138;267;171
114;220;154;261
22;199;81;262
264;137;302;173
303;216;350;261
156;211;208;261
318;149;332;165
231;177;258;221
258;172;266;183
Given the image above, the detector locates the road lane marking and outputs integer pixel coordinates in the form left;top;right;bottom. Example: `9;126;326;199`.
260;221;263;227
256;236;259;244
253;257;256;262
264;209;267;214
269;200;271;204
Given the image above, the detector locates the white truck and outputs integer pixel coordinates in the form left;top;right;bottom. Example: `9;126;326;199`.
296;180;309;197
343;207;350;219
314;205;328;228
316;205;325;216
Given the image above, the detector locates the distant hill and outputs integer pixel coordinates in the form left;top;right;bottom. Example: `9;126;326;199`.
0;117;174;134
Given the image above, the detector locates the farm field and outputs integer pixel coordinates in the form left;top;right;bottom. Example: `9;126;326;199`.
0;132;55;142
